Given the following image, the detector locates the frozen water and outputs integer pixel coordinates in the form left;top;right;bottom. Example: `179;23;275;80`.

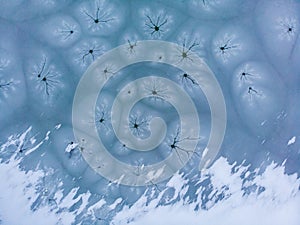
0;0;299;224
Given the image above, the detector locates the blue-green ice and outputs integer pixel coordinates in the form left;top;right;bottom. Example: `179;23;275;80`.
0;0;299;224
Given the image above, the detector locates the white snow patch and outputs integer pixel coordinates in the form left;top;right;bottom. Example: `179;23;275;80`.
109;198;123;210
112;157;300;225
87;199;106;213
287;136;296;146
0;128;78;225
1;129;300;225
65;142;78;153
55;124;62;130
0;158;70;225
123;195;300;225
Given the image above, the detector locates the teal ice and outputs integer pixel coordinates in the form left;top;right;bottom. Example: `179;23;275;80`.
0;0;299;224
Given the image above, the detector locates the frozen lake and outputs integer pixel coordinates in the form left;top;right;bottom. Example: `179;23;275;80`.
0;0;299;224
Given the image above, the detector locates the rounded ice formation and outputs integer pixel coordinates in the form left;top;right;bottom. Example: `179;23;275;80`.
72;40;226;186
231;61;286;137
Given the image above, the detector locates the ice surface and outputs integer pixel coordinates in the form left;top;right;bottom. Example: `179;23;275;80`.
0;0;299;224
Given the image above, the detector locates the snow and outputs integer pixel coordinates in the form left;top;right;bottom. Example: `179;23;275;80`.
113;158;300;225
0;144;299;225
288;136;296;146
126;195;300;225
0;157;63;225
